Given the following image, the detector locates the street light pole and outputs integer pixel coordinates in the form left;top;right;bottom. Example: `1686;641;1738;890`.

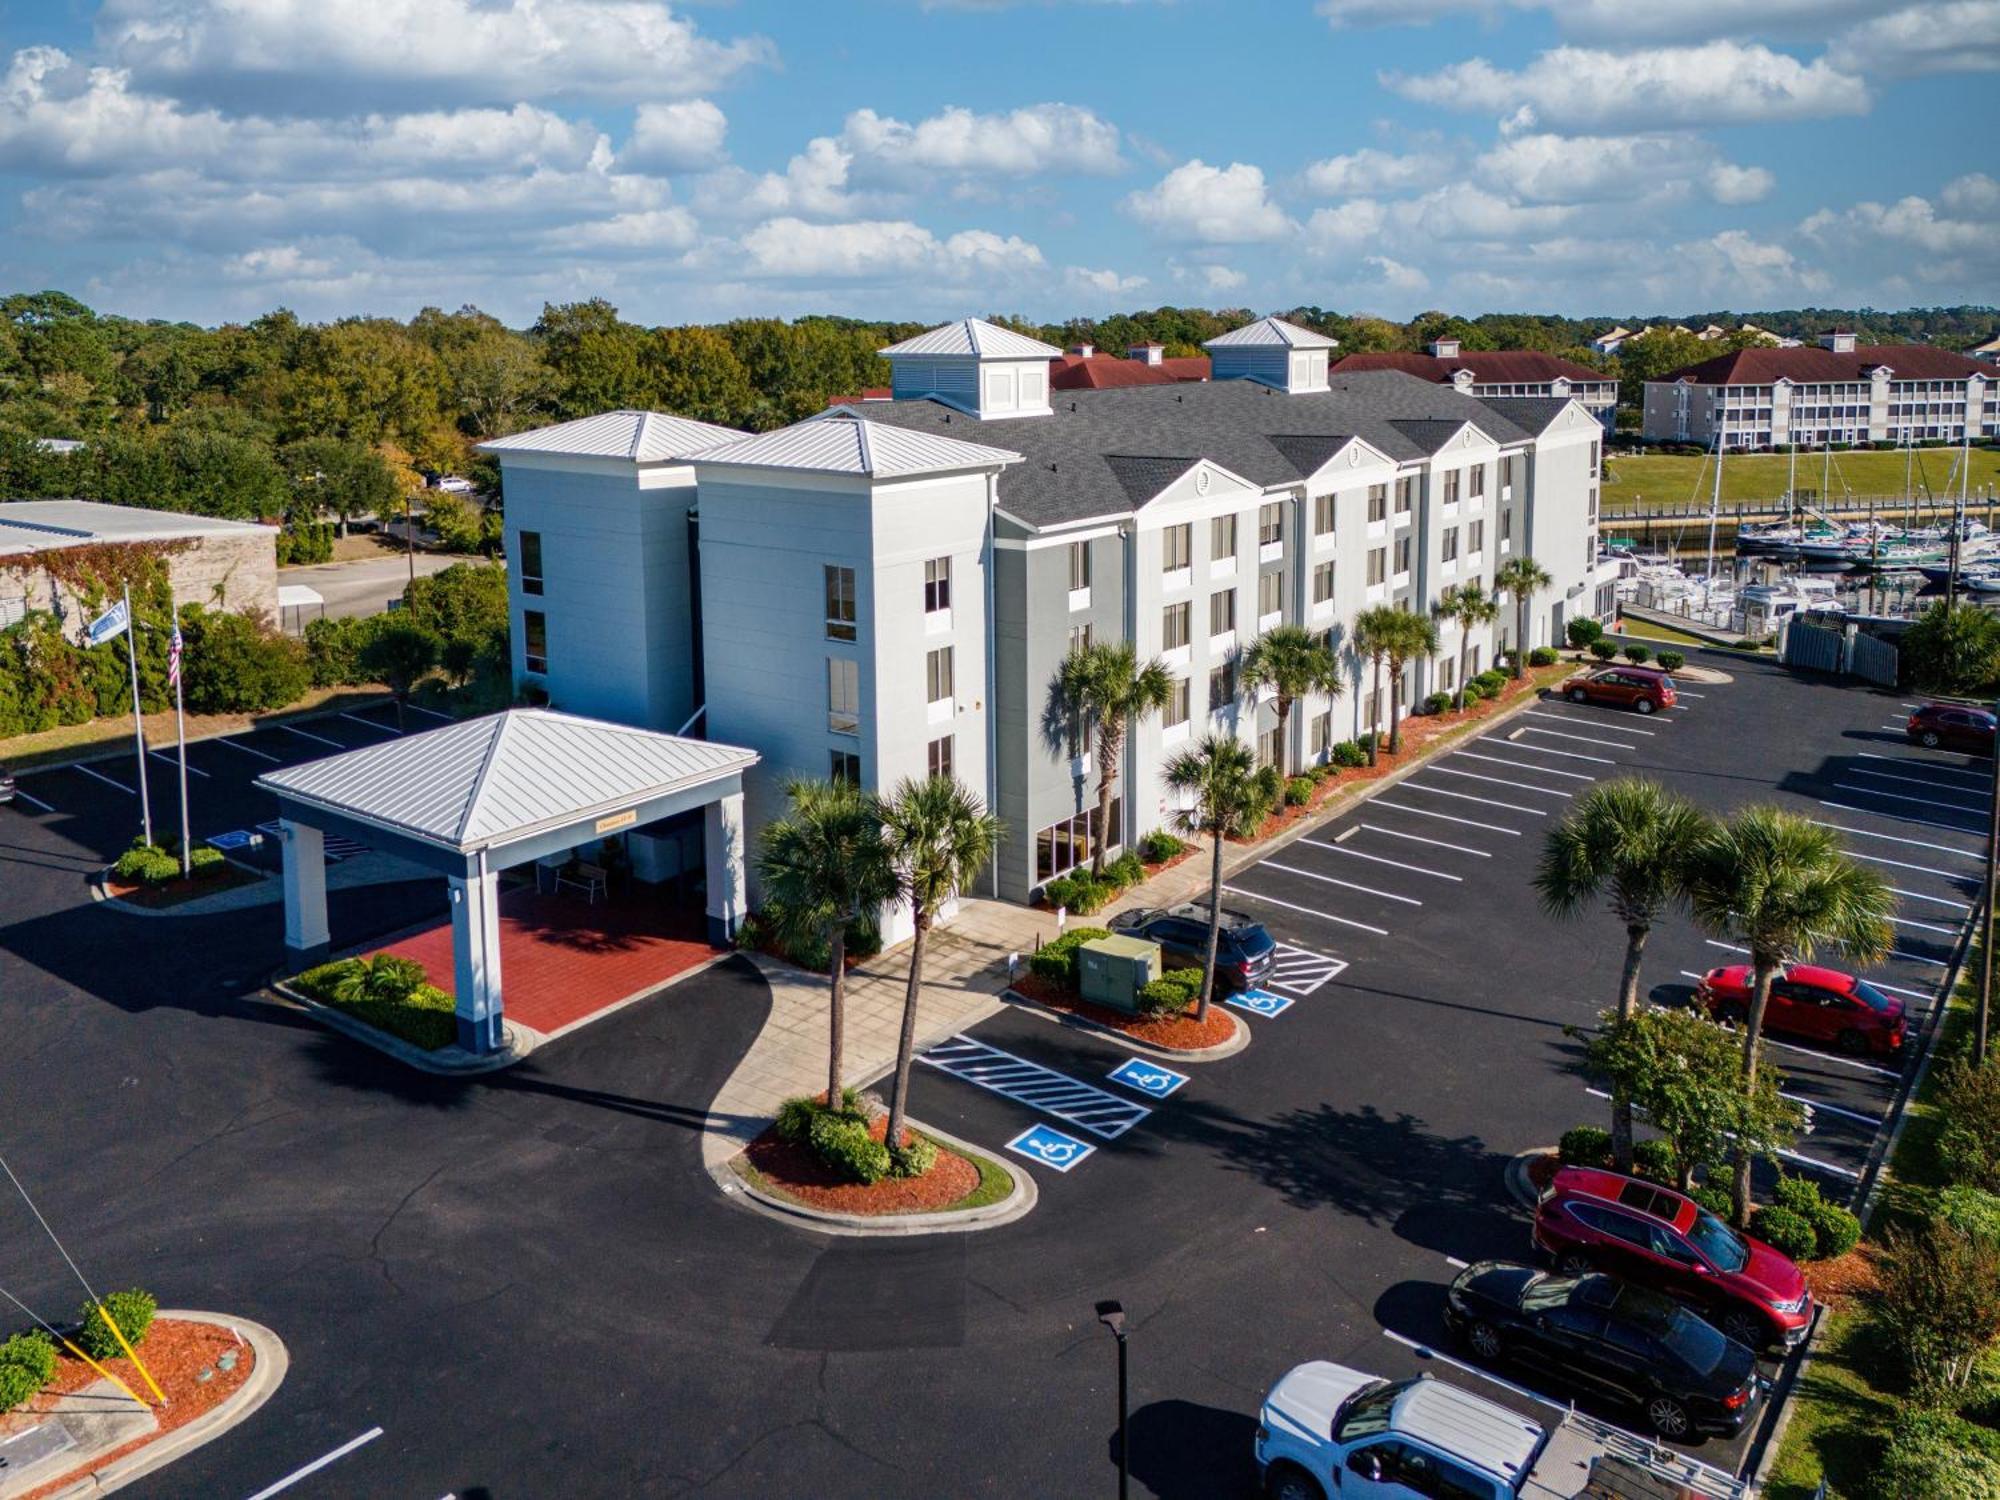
1096;1300;1129;1500
1983;695;1999;1066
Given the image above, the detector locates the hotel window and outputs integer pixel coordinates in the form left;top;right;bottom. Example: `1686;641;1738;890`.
926;646;954;704
827;657;860;734
1310;711;1331;757
1258;570;1284;618
927;734;953;780
518;530;544;596
1439;657;1455;691
1210;589;1236;637
830;749;861;787
1368;547;1387;586
1312;560;1335;605
1395;476;1416;514
1590;440;1601;475
1588;488;1599;524
1258;726;1282;768
1259;502;1284;547
1443;470;1461;505
1036;799;1122;883
1165;677;1190;729
1394;535;1411;574
1163;524;1192;572
1442;527;1459;563
1367;484;1388;523
1069;540;1092;591
1468;519;1484;553
1163;601;1192;651
824;565;857;641
1068;622;1094;654
924;556;951;614
523;610;548;673
1314;493;1336;535
1469;466;1485;500
1211;514;1237;562
1209;658;1236;708
1500;509;1513;543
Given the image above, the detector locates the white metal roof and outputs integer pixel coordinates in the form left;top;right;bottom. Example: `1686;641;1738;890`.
478;410;748;463
1203;317;1340;351
0;499;276;558
277;584;325;608
257;709;757;853
880;318;1063;360
688;414;1022;479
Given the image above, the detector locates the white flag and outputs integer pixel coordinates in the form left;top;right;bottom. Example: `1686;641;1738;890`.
85;599;129;647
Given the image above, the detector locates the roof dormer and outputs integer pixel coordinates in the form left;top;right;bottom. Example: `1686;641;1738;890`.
1203;316;1338;393
1821;330;1858;354
879;317;1063;420
1429;337;1462;359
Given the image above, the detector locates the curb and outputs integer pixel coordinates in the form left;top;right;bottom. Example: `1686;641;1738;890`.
999;988;1251;1063
1503;1148;1552;1211
262;981;540;1075
44;1311;286;1500
86;865;271;920
709;1120;1037;1238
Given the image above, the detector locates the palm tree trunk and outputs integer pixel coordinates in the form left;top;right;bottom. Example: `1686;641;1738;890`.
825;923;848;1107
1275;697;1292;778
1197;831;1224;1022
1514;599;1529;678
883;913;929;1157
1092;717;1123;877
1389;663;1406;755
1732;957;1777;1226
1369;652;1384;765
1455;634;1471;712
1611;924;1649;1172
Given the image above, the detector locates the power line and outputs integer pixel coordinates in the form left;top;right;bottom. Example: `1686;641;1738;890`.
0;1149;102;1306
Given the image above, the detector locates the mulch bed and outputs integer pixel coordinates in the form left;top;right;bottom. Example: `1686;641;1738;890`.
1801;1246;1880;1311
105;862;261;908
745;1116;981;1216
1011;972;1239;1050
4;1317;255;1500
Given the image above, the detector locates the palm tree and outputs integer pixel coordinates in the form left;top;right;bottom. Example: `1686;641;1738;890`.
755;777;900;1107
1383;610;1438;755
1238;624;1340;778
1048;641;1174;877
1535;779;1714;1170
1433;581;1501;712
1689;807;1894;1225
1353;606;1399;766
1163;735;1273;1021
879;776;1005;1159
1495;556;1553;680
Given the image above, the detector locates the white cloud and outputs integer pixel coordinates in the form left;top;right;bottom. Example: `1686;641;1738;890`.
1387;43;1868;130
1200;264;1247;291
622;100;727;172
1475;132;1712;203
736;216;1045;280
1319;0;1879;41
1122;159;1293;243
1362;255;1429;293
1828;2;2000;77
840;102;1121;179
540;207;699;254
1316;0;1495;27
1802;192;1999;261
1065;265;1147;296
1673;228;1828;299
1943;172;2000;215
1304;200;1388;252
1302;146;1450;196
1707;161;1775;204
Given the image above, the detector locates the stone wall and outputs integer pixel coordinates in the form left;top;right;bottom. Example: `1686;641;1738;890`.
0;529;278;632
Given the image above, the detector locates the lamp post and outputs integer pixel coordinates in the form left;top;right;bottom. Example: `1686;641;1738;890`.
1095;1300;1129;1500
1982;695;2000;1066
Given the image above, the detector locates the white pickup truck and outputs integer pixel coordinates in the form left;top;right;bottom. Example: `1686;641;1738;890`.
1255;1361;1754;1500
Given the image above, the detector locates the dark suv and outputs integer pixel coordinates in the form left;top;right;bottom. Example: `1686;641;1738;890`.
1907;702;1996;754
1108;903;1275;991
1532;1166;1811;1352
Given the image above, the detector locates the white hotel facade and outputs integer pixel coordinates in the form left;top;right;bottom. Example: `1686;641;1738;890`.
484;316;1611;917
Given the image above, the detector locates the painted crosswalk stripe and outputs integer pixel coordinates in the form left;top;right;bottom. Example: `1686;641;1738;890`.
919;1035;1151;1139
1299;836;1460;881
1429;765;1571;798
1222;884;1391;936
1454;749;1594;781
1857;751;1989;786
213;736;281;763
1404;782;1547;817
1502;731;1615;765
1526;709;1655;737
1260;859;1422;905
1267;943;1348;995
1359;822;1491;858
1844;766;1990;801
1373;800;1521;836
75;763;135;796
1811;816;1984;857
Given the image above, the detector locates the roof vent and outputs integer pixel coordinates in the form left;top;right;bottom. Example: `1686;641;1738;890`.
1069;343;1095;359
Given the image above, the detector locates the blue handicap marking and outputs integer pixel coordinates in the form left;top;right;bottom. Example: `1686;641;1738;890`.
1006;1123;1097;1173
1225;987;1295;1019
206;829;254;851
1107;1056;1189;1099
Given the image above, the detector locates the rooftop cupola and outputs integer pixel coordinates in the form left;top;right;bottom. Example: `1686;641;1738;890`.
1202;316;1338;393
1429;337;1462;359
879;317;1063;420
1129;341;1164;366
1821;330;1858;354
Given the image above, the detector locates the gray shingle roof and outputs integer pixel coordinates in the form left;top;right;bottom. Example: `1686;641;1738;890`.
1102;455;1200;507
479;410;747;463
1475;396;1577;436
687;414;1021;479
855;371;1542;528
257;709;756;852
1388;418;1479;451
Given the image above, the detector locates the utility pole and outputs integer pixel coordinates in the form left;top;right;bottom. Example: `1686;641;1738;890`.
1984;699;1999;1067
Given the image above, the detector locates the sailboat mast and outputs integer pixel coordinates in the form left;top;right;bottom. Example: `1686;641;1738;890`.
1706;431;1722;581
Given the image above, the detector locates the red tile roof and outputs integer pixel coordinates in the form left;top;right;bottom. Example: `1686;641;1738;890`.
1666;344;1993;385
1332;350;1606;384
1049;353;1210;390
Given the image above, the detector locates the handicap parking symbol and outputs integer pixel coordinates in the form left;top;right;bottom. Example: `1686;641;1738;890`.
1225;987;1295;1019
1107;1056;1189;1100
1006;1123;1097;1173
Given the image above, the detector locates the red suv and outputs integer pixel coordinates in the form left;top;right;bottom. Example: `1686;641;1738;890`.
1533;1166;1812;1351
1907;702;1996;755
1562;666;1677;715
1697;963;1906;1057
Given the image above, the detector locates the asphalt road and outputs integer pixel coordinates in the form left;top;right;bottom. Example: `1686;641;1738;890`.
278;552;477;624
0;650;1973;1498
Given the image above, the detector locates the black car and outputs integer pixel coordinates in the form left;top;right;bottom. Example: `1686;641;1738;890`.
1907;703;1996;755
1108;903;1275;991
1443;1262;1760;1441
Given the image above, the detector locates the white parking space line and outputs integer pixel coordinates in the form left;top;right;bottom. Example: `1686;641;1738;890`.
1673;689;1707;698
1455;749;1595;781
1260;859;1423;905
282;723;344;749
149;748;211;779
1833;782;1987;814
1866;977;1939;1002
1857;751;1990;786
1891;914;1962;936
1812;816;1985;856
1223;884;1391;936
1517;726;1635;751
74;763;135;796
1502;731;1615;765
1891;887;1974;910
1360;822;1492;858
1524;709;1655;737
1784;1094;1884;1127
1889;948;1952;969
7;784;54;812
1880;722;1909;732
1763;1037;1903;1079
1404;782;1548;816
1429;765;1572;798
1779;1149;1862;1181
1852;850;1980;881
404;703;455;721
243;1428;384;1500
339;712;399;735
1299;836;1462;881
213;735;281;763
1373;800;1522;835
1844;765;1991;800
1699;935;1951;974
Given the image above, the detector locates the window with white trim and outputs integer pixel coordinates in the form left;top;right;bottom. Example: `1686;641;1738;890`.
1165;677;1190;729
827;657;860;734
1162;524;1192;572
1211;514;1237;562
926;646;954;704
1368;547;1387;585
1069;540;1092;591
1259;502;1284;546
825;565;857;642
1314;493;1335;535
1367;484;1387;522
1163;601;1191;651
1312;560;1335;605
1210;589;1236;636
523;610;548;673
1258;570;1283;617
1442;527;1459;563
923;556;951;614
518;531;544;596
927;734;953;779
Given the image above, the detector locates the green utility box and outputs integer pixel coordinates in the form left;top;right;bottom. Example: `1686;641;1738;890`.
1077;934;1162;1014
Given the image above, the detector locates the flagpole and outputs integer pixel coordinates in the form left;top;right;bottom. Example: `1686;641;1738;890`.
123;585;153;849
171;593;190;878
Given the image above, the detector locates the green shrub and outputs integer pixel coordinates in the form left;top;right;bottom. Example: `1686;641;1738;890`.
1284;776;1314;807
734;912;766;953
1622;644;1651;664
0;1330;55;1412
1656;650;1686;672
1355;731;1376;754
1137;830;1185;864
1422;691;1452;715
1939;1186;2000;1247
303;615;373;688
75;1289;156;1362
1138;967;1204;1015
1772;1174;1822;1214
1559;1125;1613;1167
1871;1409;2000;1500
1938;1058;2000;1192
808;1111;889;1185
1805;1200;1863;1260
1528;646;1559;667
1748;1205;1817;1262
177;605;311;714
776;1090;863;1144
189;845;225;879
292;956;456;1049
1733;638;1764;651
112;841;162;880
1567;618;1605;649
1473;670;1507;693
887;1132;939;1179
1330;740;1368;768
1631;1137;1678;1183
1690;1182;1734;1219
1027;927;1112;989
1460;679;1489;702
1589;640;1618;661
1103;850;1145;889
1043;870;1111;916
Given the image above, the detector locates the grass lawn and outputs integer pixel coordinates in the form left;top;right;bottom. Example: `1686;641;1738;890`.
1602;448;2000;511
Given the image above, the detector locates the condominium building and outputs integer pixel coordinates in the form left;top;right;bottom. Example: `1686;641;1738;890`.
1642;331;1999;449
1333;339;1617;428
484;315;1608;916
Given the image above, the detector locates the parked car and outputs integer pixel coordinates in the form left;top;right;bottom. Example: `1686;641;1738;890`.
1443;1261;1762;1440
0;763;14;804
1560;665;1677;715
1532;1166;1812;1351
1696;962;1906;1057
1906;702;1996;754
1108;903;1274;991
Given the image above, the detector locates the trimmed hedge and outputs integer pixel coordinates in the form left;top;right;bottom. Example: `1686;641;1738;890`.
1422;691;1452;715
1589;640;1618;661
1138;830;1186;863
1027;927;1112;990
1528;646;1560;667
1749;1205;1818;1262
1138;967;1204;1016
1656;650;1686;672
1330;739;1369;768
808;1110;889;1185
75;1288;155;1362
1473;669;1507;694
1567;618;1605;649
1559;1125;1613;1167
1622;644;1651;664
1043;870;1113;916
292;956;457;1050
0;1330;56;1412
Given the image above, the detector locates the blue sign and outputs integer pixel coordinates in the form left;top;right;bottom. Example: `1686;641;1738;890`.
1107;1057;1189;1099
1006;1123;1096;1173
1225;987;1295;1019
207;830;254;850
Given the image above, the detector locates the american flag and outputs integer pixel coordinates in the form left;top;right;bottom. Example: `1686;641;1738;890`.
167;622;183;689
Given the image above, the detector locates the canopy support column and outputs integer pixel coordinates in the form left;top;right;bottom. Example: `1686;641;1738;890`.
451;856;505;1053
704;791;746;947
280;819;330;966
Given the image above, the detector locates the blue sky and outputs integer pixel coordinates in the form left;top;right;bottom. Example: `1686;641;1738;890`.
0;0;1994;327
